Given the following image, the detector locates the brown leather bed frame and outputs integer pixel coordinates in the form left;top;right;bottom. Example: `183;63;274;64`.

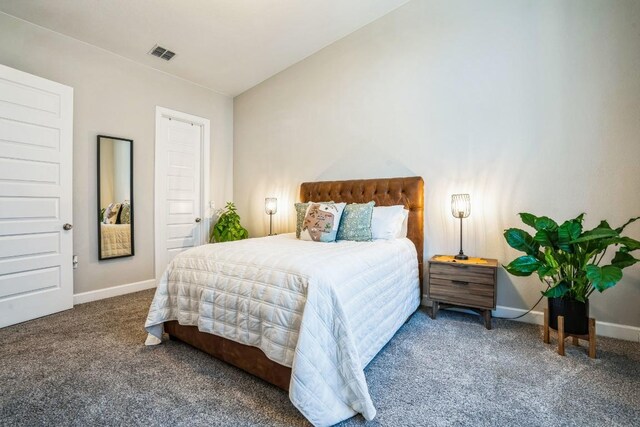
165;176;424;391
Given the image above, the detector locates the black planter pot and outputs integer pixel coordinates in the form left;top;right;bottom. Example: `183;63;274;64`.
548;297;589;335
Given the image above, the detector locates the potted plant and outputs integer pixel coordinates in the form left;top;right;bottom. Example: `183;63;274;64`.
210;202;249;243
503;213;639;334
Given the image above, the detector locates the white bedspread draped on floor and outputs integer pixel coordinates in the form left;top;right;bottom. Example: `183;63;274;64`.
145;233;419;426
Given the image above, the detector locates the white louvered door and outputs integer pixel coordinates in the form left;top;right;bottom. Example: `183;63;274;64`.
0;64;74;328
154;107;209;281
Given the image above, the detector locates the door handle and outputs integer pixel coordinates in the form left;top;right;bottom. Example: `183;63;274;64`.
195;218;201;223
63;223;73;230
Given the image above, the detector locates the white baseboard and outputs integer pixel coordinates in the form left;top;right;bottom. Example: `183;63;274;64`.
73;286;639;342
74;279;156;305
492;305;544;326
421;296;640;343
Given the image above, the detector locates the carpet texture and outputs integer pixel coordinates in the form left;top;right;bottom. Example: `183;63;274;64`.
1;289;638;426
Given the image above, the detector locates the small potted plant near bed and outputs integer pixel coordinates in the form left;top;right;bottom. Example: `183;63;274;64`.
209;202;249;243
503;213;639;334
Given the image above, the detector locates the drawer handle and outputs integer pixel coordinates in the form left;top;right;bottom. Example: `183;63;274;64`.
452;280;469;286
449;262;468;268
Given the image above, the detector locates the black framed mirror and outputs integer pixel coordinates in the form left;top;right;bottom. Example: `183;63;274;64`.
97;135;134;260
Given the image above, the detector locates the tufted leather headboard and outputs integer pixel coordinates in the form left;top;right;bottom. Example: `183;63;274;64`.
300;176;424;288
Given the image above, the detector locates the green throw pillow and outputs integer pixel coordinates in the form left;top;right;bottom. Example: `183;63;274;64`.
336;201;375;241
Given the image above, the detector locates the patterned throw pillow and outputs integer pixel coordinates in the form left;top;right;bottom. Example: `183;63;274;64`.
300;202;346;242
103;203;121;224
336;201;375;241
295;202;309;238
118;202;131;224
295;201;333;238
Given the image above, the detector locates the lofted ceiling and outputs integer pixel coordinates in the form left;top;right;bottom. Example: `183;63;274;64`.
0;0;409;96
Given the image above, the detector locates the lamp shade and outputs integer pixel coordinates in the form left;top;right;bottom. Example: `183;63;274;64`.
451;194;470;219
265;197;277;215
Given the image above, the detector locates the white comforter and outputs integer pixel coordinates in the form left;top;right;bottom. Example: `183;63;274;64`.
145;233;419;426
100;223;131;257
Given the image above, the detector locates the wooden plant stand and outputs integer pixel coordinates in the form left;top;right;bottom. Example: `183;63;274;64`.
543;308;596;358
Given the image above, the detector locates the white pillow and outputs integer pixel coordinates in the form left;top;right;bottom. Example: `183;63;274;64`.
371;205;406;240
398;209;409;238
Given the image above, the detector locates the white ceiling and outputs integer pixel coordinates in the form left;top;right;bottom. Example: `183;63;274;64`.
0;0;409;96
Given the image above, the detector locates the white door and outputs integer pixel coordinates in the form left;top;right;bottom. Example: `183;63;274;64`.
0;64;74;328
154;107;210;280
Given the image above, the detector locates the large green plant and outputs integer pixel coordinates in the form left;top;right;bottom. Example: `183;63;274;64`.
210;202;249;243
503;213;640;302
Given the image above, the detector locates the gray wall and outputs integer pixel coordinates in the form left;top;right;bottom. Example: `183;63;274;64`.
234;0;640;327
0;12;234;294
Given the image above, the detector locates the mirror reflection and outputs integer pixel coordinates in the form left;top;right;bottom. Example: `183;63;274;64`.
98;135;134;259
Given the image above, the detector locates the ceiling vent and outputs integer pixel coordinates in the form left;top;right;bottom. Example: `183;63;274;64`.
148;44;176;61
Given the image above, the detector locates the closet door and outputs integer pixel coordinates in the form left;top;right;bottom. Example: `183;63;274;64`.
0;64;74;328
154;107;210;281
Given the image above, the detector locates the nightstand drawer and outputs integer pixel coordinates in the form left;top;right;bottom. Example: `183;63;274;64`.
429;263;495;285
429;277;494;309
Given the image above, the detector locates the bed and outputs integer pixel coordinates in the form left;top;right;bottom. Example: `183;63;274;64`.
100;223;132;257
145;176;424;426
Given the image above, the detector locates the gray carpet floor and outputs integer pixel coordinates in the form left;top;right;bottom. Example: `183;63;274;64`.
1;289;639;427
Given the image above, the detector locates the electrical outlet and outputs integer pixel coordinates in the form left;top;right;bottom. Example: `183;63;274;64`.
209;201;215;210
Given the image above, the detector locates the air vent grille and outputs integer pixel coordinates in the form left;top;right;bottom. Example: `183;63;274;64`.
161;50;175;60
148;44;176;61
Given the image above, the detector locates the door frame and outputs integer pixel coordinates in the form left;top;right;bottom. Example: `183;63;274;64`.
154;106;210;281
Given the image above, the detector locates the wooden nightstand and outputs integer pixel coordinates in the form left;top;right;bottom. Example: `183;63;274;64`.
427;255;498;329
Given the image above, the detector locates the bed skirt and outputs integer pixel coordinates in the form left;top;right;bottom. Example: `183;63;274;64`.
164;321;292;391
